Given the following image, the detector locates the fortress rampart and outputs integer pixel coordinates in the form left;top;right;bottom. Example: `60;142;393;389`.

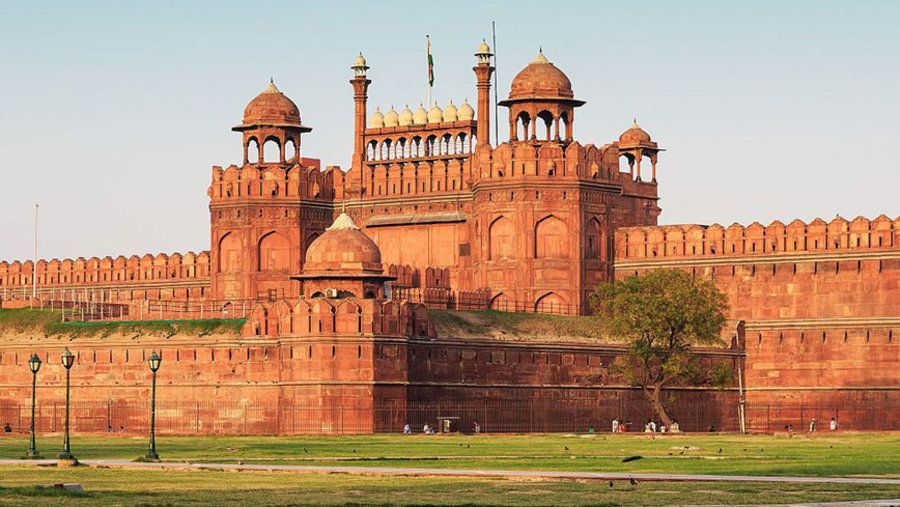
614;216;900;430
0;251;211;305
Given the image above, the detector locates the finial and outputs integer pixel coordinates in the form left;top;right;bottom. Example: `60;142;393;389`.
270;76;274;84
633;118;639;127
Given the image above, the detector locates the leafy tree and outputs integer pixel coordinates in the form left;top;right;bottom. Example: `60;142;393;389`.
591;269;729;426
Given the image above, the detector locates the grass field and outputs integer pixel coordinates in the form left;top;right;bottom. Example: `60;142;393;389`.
2;433;899;506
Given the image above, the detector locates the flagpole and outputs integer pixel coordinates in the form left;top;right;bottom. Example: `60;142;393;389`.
33;203;38;303
426;35;433;107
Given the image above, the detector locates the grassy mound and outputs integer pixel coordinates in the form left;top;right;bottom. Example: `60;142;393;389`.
0;308;243;339
429;309;613;342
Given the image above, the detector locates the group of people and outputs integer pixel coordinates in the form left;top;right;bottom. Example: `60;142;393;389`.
785;417;838;436
610;418;681;434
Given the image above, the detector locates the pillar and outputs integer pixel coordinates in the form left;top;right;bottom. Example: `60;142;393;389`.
473;61;495;148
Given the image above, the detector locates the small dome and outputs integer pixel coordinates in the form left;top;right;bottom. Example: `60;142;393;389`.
476;40;491;56
619;119;652;144
442;101;458;122
398;105;414;126
384;107;399;127
369;107;384;128
427;103;443;124
242;80;302;126
303;213;384;277
507;50;575;101
353;52;367;68
413;103;428;125
458;99;474;121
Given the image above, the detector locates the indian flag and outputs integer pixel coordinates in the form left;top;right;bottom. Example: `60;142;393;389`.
427;35;434;87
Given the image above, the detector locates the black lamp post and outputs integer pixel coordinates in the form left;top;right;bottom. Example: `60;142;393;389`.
145;351;162;461
26;353;42;459
58;347;76;461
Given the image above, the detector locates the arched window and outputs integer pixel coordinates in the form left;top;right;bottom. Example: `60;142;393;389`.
284;139;297;161
263;138;280;163
247;138;260;164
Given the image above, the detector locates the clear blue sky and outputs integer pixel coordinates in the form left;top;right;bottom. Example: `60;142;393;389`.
1;0;898;261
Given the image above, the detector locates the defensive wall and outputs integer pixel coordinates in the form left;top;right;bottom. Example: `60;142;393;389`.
0;298;740;435
614;215;900;430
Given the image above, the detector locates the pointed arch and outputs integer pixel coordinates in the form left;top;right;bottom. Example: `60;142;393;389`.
585;217;603;260
535;215;569;259
258;231;291;271
535;292;567;314
489;292;511;312
218;232;242;273
489;216;515;260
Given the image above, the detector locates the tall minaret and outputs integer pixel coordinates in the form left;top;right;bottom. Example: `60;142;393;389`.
350;53;371;181
473;40;494;149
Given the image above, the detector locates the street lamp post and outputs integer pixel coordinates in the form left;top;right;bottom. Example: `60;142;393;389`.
26;354;42;459
145;351;162;461
58;347;76;461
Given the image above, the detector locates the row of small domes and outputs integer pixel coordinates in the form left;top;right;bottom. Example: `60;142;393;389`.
370;100;474;128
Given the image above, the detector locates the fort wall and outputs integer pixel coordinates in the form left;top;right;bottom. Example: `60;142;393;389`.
614;216;900;430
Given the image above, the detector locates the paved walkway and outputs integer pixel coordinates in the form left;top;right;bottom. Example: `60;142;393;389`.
3;458;900;486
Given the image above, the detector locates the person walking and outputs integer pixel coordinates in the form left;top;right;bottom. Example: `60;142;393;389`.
612;418;619;433
809;418;816;433
829;417;838;431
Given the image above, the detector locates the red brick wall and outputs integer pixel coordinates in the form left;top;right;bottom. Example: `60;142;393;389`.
614;216;900;430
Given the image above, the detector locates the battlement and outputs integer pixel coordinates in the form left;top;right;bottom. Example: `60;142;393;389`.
0;251;210;290
615;215;900;261
478;141;658;194
241;297;434;338
209;162;339;202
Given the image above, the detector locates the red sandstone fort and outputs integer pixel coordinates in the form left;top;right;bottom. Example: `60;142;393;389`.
0;43;897;434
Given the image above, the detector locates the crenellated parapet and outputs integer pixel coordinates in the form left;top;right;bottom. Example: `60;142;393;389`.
208;160;337;202
616;215;900;261
241;297;434;339
0;251;211;297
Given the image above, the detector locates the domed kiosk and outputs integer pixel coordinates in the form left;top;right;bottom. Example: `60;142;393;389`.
294;213;394;299
233;80;312;165
499;50;584;142
616;119;661;182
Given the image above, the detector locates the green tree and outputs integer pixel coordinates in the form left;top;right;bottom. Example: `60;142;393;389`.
591;269;729;426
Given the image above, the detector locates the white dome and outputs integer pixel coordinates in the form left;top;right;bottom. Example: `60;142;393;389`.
442;101;458;122
353;52;366;68
384;107;399;127
369;107;384;128
427;103;443;124
458;99;474;121
413;104;428;125
476;40;491;56
398;105;414;126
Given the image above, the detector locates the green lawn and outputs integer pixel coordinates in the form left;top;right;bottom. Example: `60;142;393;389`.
2;433;899;478
1;466;900;507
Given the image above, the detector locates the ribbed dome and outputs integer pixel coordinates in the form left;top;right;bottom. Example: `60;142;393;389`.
413;104;428;125
353;52;366;68
303;213;384;277
241;81;302;126
476;40;491;57
458;99;474;121
442;101;458;122
398;105;414;126
507;50;574;101
427;103;443;123
619;119;652;144
369;107;384;128
384;107;399;127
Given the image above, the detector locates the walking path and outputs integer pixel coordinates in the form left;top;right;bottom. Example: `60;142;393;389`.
3;458;900;486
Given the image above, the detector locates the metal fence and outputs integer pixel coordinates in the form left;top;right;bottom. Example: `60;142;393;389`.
0;398;736;436
0;398;893;436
